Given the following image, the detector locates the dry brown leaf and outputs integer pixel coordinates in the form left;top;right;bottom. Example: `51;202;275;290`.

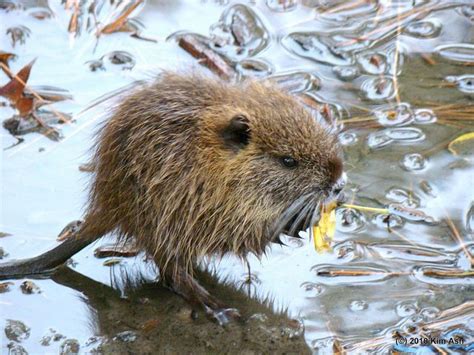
0;59;35;101
0;59;36;116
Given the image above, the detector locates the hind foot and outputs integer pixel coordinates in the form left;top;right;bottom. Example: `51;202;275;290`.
165;268;241;325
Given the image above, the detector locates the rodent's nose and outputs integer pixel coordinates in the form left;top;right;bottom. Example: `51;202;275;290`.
332;172;347;195
333;186;343;195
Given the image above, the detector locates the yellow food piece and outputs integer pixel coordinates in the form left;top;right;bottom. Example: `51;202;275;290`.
313;202;337;253
312;203;392;253
447;132;474;156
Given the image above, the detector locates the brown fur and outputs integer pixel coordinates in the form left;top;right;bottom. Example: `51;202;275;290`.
80;72;343;283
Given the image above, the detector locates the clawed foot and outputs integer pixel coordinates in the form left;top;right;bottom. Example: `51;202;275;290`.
165;268;241;325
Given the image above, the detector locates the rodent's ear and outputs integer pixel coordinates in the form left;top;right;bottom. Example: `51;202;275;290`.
221;114;251;151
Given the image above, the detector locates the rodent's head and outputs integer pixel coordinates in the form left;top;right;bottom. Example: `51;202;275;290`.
199;79;345;240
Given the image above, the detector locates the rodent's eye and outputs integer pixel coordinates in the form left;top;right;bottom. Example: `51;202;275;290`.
280;156;299;169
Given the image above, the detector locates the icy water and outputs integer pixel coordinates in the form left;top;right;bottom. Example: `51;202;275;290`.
1;0;474;353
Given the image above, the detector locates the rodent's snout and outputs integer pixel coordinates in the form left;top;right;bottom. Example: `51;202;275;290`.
332;172;347;196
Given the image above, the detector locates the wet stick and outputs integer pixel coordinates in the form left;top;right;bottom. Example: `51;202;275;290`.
391;2;402;105
178;35;237;80
423;269;474;278
99;0;144;35
421;53;436;66
316;269;409;277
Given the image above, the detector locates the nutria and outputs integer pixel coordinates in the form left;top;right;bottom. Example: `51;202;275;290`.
0;72;345;322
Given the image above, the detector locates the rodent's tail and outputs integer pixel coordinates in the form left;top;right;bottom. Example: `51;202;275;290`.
0;235;95;280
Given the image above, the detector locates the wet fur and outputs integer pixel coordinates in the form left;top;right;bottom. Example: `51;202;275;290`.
81;72;342;281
